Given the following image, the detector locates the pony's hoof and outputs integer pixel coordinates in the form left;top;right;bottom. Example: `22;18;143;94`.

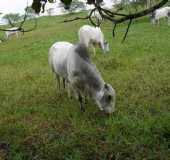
80;107;85;112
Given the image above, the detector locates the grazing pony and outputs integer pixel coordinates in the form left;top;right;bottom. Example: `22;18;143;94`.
150;6;170;26
5;27;20;40
78;25;109;56
49;42;116;114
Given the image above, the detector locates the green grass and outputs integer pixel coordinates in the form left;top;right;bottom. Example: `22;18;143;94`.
0;13;170;159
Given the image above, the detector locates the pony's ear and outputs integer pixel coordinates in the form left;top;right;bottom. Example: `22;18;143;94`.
104;83;109;90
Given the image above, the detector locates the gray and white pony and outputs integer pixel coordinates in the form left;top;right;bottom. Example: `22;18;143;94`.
150;6;170;26
49;42;116;114
78;25;109;56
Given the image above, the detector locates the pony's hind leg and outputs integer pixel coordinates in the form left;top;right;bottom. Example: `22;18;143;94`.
64;79;71;98
55;74;61;91
74;88;85;112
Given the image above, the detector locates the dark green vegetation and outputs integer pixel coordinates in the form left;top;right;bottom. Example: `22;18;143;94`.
0;13;170;159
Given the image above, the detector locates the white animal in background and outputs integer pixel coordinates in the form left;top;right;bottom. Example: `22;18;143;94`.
5;27;20;40
49;42;116;114
150;6;170;26
89;10;103;22
88;4;114;22
78;25;109;56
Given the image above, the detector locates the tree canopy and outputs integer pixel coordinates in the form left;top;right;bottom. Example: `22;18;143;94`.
2;13;22;26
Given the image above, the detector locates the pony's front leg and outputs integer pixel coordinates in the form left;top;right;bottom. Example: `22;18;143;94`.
84;90;89;104
77;91;85;112
76;90;85;112
70;75;85;112
62;78;66;89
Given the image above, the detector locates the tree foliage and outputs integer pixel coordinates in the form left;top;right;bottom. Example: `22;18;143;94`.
32;0;42;13
25;6;36;18
2;13;22;26
31;0;104;13
0;0;168;41
25;6;36;14
31;0;73;13
58;0;86;12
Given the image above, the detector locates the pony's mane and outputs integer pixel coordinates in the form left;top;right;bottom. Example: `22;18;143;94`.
74;43;90;62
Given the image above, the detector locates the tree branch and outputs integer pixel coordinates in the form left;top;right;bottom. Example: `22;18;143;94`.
122;18;133;42
63;0;168;41
0;4;37;33
114;0;168;24
63;8;96;22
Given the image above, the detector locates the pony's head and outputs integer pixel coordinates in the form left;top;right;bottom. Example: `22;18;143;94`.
96;83;116;114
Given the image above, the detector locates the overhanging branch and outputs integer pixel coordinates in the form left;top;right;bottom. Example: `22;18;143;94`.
63;0;168;41
0;4;37;33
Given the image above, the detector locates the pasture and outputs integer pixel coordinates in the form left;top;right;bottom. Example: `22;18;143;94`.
0;13;170;159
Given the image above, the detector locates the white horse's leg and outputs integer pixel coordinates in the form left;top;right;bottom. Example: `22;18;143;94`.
67;83;71;98
5;33;8;40
90;43;96;56
16;32;19;38
93;46;96;56
55;74;61;91
168;17;170;26
62;78;66;89
66;82;74;99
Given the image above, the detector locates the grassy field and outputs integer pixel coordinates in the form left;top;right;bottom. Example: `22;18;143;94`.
0;13;170;159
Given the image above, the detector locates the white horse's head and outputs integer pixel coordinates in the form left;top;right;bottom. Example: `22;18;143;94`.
95;27;110;53
150;11;157;24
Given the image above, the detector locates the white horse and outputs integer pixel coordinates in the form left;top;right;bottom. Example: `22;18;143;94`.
78;25;109;56
49;42;116;114
150;6;170;26
5;27;20;40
